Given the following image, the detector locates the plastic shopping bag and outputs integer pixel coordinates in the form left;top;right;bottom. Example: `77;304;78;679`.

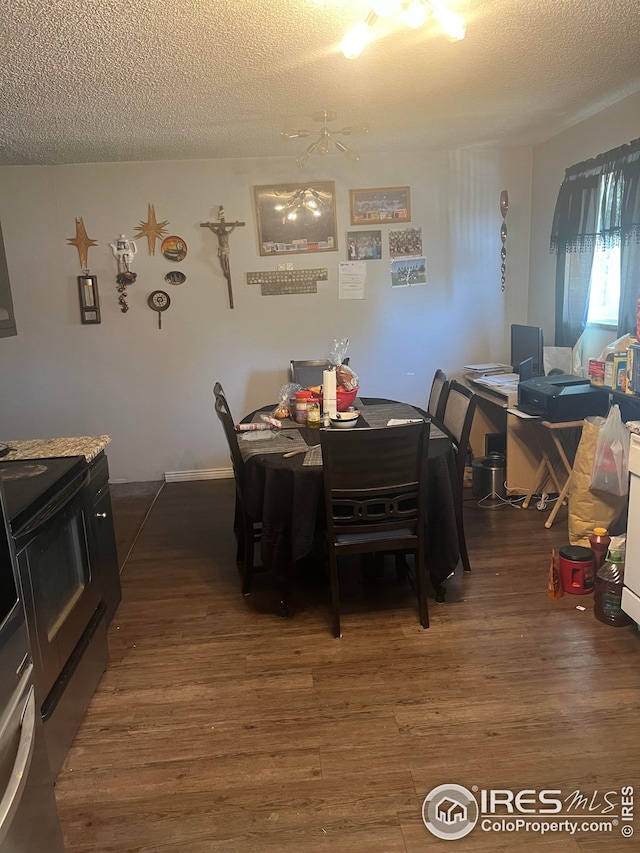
590;405;630;496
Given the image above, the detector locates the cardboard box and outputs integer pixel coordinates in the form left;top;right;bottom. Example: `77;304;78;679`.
629;342;640;395
589;358;605;386
604;353;627;391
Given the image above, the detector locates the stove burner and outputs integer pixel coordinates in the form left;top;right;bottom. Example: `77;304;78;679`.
0;462;48;480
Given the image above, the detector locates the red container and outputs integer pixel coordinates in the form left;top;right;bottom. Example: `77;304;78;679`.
309;386;359;412
559;545;595;595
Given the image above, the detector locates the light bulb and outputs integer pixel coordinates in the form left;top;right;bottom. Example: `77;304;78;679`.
434;6;465;40
334;139;360;162
287;211;297;221
341;21;370;58
372;0;401;16
403;0;428;28
317;135;330;155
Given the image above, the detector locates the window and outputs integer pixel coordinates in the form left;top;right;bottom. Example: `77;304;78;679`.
586;244;620;327
550;137;640;347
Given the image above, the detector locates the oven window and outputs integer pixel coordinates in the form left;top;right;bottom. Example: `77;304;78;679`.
32;512;90;641
1;538;19;627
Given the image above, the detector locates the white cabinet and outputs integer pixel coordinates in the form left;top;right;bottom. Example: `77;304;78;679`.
622;433;640;622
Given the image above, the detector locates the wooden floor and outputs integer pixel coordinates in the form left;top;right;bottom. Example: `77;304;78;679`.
54;480;640;852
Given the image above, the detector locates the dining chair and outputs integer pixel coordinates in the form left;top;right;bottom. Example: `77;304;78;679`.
427;368;449;422
213;391;261;595
319;420;431;638
441;379;478;574
289;359;332;388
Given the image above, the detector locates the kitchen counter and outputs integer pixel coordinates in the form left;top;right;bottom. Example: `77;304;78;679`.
2;435;111;463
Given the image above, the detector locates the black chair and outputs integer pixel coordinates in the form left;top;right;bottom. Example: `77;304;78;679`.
427;369;449;422
320;421;431;638
289;359;332;388
213;391;261;595
441;380;478;574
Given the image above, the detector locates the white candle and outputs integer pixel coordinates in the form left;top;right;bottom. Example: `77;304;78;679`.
323;368;337;419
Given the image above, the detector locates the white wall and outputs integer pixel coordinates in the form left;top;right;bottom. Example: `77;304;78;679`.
529;90;640;349
0;148;532;481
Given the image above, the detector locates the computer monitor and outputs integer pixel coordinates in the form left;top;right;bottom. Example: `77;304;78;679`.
511;324;544;376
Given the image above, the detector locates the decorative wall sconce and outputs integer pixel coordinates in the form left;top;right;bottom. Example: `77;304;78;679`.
500;190;508;292
109;233;137;313
77;274;101;324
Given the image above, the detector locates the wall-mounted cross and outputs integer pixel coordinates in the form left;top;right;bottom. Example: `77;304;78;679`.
200;206;245;309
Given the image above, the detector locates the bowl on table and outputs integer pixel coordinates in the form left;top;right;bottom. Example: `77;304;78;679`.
329;409;360;429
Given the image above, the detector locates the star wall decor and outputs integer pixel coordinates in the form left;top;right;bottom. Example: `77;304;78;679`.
67;217;98;271
134;203;170;255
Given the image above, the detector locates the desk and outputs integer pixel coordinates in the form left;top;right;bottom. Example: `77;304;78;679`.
239;398;460;604
466;382;544;494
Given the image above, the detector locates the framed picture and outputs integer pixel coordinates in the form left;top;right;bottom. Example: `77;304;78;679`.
347;229;382;260
390;256;427;287
389;226;422;257
349;187;411;225
254;182;338;256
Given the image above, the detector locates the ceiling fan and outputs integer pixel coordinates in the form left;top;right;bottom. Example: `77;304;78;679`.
281;110;369;166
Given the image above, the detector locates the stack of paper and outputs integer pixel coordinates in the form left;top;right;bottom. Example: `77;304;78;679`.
463;363;512;374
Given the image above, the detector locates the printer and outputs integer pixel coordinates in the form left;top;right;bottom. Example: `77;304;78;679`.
517;374;609;422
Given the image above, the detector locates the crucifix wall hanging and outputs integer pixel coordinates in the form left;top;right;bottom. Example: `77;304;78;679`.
200;205;245;309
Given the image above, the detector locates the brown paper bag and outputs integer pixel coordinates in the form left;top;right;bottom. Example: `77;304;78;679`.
568;417;627;546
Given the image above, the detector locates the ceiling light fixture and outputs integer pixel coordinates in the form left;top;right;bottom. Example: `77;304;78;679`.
273;188;327;221
281;111;368;167
342;0;465;59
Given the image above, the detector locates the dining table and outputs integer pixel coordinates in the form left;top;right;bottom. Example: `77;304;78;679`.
238;397;460;611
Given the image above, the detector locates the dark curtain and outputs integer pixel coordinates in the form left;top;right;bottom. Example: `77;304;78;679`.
550;138;640;346
620;158;640;336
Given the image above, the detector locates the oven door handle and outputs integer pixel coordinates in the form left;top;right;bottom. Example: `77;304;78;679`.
0;685;37;845
13;470;90;541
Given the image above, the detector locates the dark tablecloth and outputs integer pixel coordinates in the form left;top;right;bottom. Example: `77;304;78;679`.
239;398;459;586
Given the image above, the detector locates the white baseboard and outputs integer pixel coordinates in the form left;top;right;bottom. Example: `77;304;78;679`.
164;468;233;483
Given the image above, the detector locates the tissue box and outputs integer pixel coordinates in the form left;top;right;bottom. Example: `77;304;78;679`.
604;353;627;390
589;359;605;386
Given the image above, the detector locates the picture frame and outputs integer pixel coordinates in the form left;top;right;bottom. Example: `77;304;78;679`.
349;186;411;225
390;256;427;287
77;274;101;324
254;182;338;256
389;226;422;257
346;229;382;260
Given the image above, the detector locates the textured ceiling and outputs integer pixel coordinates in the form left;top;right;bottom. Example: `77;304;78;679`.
1;0;640;166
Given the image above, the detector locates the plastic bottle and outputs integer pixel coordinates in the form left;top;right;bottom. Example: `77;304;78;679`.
594;550;633;627
589;527;611;572
306;399;321;429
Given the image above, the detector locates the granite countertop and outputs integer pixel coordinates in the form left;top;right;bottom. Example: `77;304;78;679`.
2;435;111;463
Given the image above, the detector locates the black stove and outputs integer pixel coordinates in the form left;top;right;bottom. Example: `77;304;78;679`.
0;456;87;529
